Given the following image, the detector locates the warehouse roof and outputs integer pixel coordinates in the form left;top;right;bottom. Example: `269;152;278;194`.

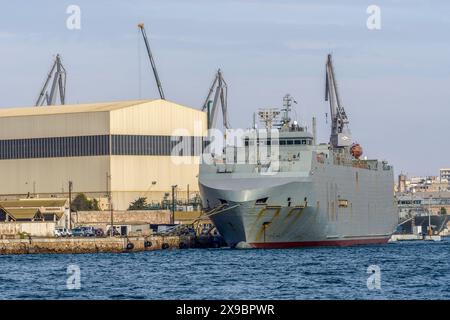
0;199;68;208
2;208;42;220
0;199;67;221
0;99;202;118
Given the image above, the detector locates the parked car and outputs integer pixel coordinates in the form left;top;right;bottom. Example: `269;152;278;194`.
54;228;65;238
82;227;96;237
95;228;105;237
106;227;121;236
54;228;73;237
59;228;73;237
71;227;85;237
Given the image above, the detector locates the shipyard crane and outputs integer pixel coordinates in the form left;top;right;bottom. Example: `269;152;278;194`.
35;54;66;106
138;23;165;100
325;54;351;148
201;69;230;130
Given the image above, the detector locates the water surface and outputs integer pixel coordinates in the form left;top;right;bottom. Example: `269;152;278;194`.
1;240;449;299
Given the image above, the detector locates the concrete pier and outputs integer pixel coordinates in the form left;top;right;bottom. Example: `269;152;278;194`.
0;235;195;255
389;234;442;242
389;234;422;242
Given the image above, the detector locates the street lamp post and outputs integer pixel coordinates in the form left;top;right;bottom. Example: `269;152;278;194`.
186;184;190;211
106;173;113;237
428;195;433;236
68;181;73;230
171;185;177;225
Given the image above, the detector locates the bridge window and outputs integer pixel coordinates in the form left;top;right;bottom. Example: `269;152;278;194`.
255;197;269;205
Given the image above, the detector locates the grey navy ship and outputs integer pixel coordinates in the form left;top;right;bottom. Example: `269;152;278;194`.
199;54;398;248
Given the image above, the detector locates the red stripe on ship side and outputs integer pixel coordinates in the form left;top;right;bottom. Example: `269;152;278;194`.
250;237;390;249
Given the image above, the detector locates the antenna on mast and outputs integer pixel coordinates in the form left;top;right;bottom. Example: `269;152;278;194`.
258;108;280;130
280;94;297;128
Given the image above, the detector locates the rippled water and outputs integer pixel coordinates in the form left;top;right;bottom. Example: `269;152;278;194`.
1;239;449;300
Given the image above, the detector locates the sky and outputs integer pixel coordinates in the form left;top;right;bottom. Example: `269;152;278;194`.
0;0;449;177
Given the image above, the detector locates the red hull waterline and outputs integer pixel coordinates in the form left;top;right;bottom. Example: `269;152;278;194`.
250;237;390;249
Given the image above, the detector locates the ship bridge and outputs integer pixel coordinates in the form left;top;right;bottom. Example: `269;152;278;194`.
244;131;314;148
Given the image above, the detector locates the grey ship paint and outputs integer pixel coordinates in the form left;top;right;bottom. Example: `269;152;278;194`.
199;55;397;248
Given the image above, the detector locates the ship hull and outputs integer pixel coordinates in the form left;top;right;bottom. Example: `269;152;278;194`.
250;238;389;249
199;162;397;249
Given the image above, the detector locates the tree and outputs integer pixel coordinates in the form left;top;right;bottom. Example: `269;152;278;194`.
91;198;101;211
71;193;100;211
440;207;447;215
128;197;149;210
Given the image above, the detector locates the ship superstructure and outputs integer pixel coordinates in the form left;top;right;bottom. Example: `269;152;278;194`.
199;55;397;248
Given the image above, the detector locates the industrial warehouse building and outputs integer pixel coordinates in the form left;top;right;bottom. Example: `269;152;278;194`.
0;99;207;210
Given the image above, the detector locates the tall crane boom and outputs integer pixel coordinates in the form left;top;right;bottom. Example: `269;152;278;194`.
138;23;165;100
35;54;66;106
325;54;351;148
202;69;230;130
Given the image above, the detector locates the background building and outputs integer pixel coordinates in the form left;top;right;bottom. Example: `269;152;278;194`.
397;192;450;217
0;99;207;210
396;168;450;220
440;168;450;182
397;170;449;194
0;198;69;237
397;173;407;193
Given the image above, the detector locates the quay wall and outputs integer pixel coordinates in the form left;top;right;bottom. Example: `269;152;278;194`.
74;210;171;228
0;235;194;255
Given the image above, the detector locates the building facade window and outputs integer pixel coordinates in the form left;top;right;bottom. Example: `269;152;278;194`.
0;135;204;160
0;135;111;159
111;135;204;156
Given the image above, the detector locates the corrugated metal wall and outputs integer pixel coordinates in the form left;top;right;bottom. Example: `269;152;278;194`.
0;100;207;210
0;112;110;139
